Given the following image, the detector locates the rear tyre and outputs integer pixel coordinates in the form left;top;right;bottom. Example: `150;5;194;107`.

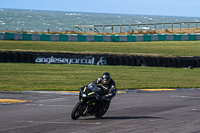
95;103;110;118
71;101;84;120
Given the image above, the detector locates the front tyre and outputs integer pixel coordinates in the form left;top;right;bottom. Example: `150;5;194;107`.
71;101;84;120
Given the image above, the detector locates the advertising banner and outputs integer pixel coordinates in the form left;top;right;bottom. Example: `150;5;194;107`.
35;53;107;65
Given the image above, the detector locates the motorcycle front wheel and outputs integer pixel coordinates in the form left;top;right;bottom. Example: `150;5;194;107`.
71;101;85;120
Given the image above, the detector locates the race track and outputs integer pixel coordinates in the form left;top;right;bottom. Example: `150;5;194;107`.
1;90;200;133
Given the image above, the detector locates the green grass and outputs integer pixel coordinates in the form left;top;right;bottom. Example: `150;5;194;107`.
1;40;200;91
0;63;200;91
1;40;200;56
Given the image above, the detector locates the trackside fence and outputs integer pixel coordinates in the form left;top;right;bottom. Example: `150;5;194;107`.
0;32;200;42
73;22;200;33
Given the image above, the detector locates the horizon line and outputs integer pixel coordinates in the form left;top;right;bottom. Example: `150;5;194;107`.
1;7;200;18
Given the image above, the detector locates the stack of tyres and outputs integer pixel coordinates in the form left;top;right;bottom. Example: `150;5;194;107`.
157;57;162;67
189;58;194;67
117;56;123;66
171;58;176;67
176;58;182;67
0;52;6;62
12;52;20;63
129;56;135;66
140;57;147;66
19;52;26;62
105;56;111;65
145;57;152;66
194;58;200;67
161;57;167;67
134;56;141;66
5;52;13;63
25;52;35;63
124;56;130;66
151;57;157;67
166;58;172;67
126;56;134;66
110;56;118;66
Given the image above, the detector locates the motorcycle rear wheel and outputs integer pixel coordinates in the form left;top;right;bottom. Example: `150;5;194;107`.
95;110;107;118
95;103;110;118
71;101;84;120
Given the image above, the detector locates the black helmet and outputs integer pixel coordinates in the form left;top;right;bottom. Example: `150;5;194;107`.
101;72;111;84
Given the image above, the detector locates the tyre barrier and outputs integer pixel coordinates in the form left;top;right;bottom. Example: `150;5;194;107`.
0;51;34;63
0;51;200;68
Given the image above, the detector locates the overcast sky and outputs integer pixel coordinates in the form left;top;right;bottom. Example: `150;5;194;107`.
1;0;199;17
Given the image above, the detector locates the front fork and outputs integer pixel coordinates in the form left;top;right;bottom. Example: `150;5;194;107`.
79;98;90;115
83;105;89;115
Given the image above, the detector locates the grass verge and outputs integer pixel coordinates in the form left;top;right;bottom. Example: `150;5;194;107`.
0;63;200;91
1;40;200;57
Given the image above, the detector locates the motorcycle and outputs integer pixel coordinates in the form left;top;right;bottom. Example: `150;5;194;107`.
71;83;110;120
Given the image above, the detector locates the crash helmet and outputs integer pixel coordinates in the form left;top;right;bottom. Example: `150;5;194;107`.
101;72;111;84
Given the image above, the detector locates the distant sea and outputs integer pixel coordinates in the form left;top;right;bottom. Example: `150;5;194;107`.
0;8;200;32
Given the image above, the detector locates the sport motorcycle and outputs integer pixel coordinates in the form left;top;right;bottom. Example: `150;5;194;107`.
71;83;109;120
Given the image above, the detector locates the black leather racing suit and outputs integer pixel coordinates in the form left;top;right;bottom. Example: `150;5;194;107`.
91;77;116;101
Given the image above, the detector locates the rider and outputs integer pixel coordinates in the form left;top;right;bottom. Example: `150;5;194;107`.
90;72;116;103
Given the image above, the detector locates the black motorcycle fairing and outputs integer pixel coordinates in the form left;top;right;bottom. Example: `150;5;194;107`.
80;84;101;99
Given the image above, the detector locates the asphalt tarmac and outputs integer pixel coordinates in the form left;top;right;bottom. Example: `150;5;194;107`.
1;90;200;133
